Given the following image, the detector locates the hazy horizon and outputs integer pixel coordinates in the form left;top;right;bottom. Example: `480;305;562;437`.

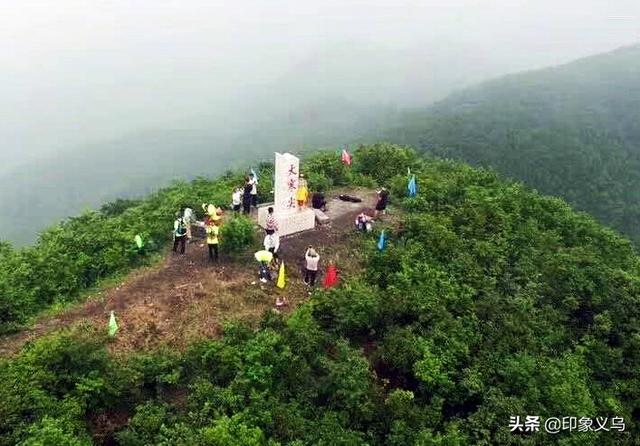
2;1;639;173
1;1;639;245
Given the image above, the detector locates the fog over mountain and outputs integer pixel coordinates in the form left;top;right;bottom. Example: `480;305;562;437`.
1;0;639;244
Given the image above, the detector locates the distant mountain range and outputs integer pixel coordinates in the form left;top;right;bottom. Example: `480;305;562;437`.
383;44;640;242
3;43;640;245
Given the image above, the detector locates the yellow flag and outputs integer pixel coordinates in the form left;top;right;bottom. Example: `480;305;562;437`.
276;261;286;289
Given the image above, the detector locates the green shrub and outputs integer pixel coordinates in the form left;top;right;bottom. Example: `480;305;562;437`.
305;171;332;193
220;216;256;254
353;143;420;184
301;150;350;186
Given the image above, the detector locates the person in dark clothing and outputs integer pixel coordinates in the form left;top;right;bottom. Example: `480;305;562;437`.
311;191;327;211
258;261;272;283
374;187;390;218
338;194;362;203
242;177;253;214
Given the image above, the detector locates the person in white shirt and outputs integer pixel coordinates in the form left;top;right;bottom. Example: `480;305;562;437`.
264;233;280;264
304;246;320;287
182;207;194;241
249;173;258;208
231;187;242;213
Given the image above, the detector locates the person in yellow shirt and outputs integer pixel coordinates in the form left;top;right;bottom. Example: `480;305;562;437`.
296;174;309;209
206;214;220;262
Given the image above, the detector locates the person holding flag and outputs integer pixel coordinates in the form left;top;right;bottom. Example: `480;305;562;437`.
242;177;253;214
249;170;259;208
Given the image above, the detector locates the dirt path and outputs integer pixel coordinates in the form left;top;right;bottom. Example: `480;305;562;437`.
0;189;380;356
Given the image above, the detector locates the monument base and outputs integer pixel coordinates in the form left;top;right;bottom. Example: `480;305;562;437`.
258;204;316;236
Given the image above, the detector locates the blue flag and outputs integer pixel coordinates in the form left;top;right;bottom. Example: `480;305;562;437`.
250;167;258;182
377;230;386;251
407;175;417;197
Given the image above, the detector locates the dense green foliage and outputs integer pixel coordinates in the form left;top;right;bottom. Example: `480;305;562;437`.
0;101;392;247
383;44;640;243
1;144;638;445
0;168;268;333
220;215;256;255
0;148;374;333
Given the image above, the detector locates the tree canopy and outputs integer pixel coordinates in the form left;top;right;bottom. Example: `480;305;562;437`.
0;144;638;445
382;44;640;243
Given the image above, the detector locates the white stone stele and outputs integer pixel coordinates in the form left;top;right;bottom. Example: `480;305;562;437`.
258;205;316;236
257;152;316;236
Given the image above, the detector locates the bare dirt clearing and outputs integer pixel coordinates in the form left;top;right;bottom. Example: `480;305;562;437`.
0;188;385;356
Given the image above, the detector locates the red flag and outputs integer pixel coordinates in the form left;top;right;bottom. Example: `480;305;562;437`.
341;149;352;166
323;263;339;288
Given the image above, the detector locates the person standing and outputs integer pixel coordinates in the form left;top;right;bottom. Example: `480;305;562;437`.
265;207;279;235
249;173;258;208
264;232;280;263
242;177;253;214
296;174;309;209
232;187;242;213
183;206;194;242
206;215;220;262
374;187;390;218
304;246;320;287
173;211;187;254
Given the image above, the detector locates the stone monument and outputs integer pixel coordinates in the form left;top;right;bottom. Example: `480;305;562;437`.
258;152;316;236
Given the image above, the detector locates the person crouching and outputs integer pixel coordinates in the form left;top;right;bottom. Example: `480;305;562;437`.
355;212;373;233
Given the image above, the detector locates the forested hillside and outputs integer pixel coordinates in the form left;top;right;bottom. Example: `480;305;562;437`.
1;145;638;445
0;98;391;246
383;44;640;242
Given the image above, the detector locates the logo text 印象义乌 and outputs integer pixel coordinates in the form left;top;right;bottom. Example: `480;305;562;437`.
509;416;625;434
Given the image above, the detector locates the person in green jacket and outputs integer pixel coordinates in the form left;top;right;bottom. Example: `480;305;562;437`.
173;211;188;254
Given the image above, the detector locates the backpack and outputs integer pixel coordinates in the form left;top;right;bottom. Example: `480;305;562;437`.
175;218;187;236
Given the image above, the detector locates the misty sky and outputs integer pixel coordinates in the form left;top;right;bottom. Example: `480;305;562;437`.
1;0;638;172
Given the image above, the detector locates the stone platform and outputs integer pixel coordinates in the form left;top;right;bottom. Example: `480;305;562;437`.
257;203;315;237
